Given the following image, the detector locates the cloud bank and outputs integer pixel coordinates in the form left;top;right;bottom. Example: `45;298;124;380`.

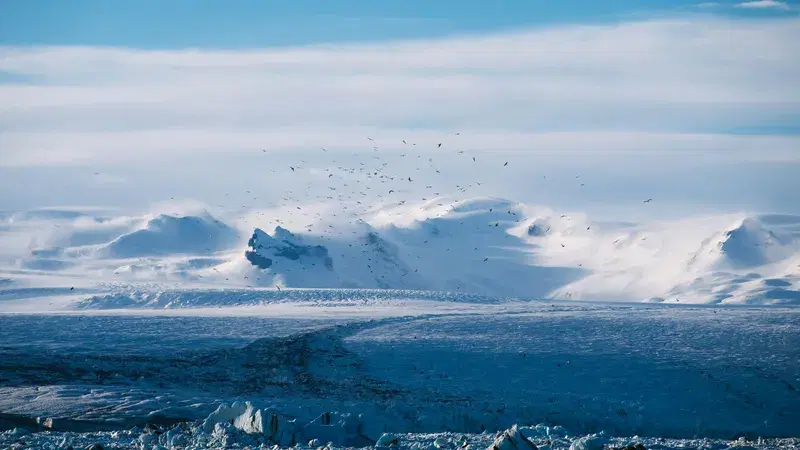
0;16;798;167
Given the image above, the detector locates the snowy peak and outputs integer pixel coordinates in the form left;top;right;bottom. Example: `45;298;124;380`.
690;216;797;270
103;212;238;258
719;218;794;268
245;227;334;271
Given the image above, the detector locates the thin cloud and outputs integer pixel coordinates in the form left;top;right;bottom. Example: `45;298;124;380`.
735;0;792;10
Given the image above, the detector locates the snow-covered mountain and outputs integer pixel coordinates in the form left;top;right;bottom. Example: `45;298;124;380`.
101;212;240;258
660;215;800;304
1;198;799;306
688;216;798;270
220;198;582;296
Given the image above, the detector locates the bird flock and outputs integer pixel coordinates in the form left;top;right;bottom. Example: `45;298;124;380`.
87;134;659;290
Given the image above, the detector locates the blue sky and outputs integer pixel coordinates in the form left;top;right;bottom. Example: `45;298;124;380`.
1;0;797;48
0;1;798;215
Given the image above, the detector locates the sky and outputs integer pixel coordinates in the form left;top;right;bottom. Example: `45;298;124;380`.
0;1;798;217
1;0;798;48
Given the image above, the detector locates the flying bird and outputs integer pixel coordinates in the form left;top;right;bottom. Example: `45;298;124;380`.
504;162;508;166
644;198;653;203
438;143;442;148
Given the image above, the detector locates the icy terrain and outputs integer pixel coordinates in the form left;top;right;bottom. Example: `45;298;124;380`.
2;7;799;448
1;198;799;306
0;301;798;449
1;200;799;448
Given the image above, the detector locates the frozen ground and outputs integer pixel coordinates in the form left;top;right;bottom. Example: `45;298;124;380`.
1;299;798;449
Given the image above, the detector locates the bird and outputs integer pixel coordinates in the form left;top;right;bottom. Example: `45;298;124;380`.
644;198;653;203
290;166;295;172
438;143;442;148
504;162;508;166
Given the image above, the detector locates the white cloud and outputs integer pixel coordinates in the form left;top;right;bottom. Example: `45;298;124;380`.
0;17;798;168
735;0;792;10
1;129;798;168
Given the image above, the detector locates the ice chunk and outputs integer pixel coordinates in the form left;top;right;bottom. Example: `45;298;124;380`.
488;425;538;450
202;401;249;433
303;411;361;447
569;433;608;450
165;427;187;447
203;401;298;446
139;433;158;448
435;437;451;449
377;433;399;447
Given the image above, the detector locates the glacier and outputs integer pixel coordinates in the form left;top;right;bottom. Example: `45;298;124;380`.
0;303;798;447
1;199;799;449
